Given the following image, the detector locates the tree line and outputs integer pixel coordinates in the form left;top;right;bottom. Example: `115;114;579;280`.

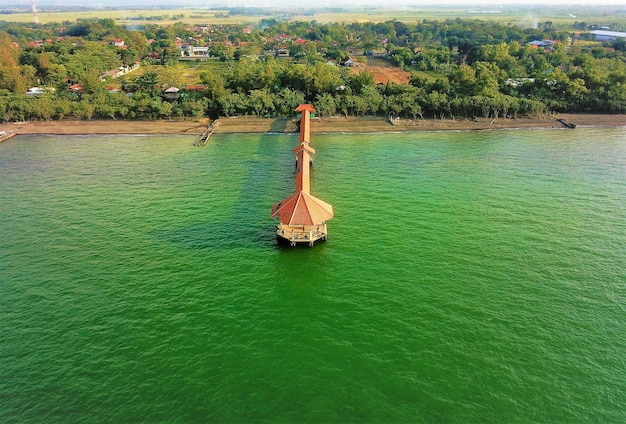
0;16;625;122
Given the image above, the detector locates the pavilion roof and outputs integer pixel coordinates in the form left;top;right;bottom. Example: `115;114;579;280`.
270;191;334;226
295;104;315;113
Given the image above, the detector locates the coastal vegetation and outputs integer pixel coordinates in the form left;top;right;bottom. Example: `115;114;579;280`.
1;7;625;122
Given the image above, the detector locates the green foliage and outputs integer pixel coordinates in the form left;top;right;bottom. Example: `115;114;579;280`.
0;31;27;93
1;15;625;121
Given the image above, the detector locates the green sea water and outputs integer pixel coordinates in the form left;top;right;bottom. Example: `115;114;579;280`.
1;127;625;423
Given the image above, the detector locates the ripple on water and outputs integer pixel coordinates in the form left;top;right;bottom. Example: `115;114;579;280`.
1;128;625;423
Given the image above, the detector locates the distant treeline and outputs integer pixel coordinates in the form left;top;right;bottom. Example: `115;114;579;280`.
0;16;624;122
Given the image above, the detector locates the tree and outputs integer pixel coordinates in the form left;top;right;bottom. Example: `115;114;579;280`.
473;61;502;98
158;64;187;89
361;85;383;115
159;101;173;119
248;89;274;116
450;64;477;96
606;83;626;113
80;68;105;95
424;91;450;119
307;62;342;99
63;41;121;80
0;31;27;93
135;71;160;94
75;99;95;120
200;71;230;101
276;88;306;115
330;92;350;117
352;95;369;116
314;93;337;117
126;31;149;59
180;97;208;119
349;70;375;94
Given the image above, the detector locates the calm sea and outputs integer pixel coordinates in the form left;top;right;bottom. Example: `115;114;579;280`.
1;127;624;423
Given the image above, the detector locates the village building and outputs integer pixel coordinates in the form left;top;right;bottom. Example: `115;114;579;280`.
180;45;211;61
591;30;626;42
163;87;180;101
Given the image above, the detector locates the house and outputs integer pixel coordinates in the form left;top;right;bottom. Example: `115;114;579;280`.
505;78;535;87
26;87;45;96
591;30;626;42
275;33;291;42
343;59;355;67
164;87;180;100
185;85;206;92
529;40;555;50
180;45;210;57
276;48;290;58
112;38;125;47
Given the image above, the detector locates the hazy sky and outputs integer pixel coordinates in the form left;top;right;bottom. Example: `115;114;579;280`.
30;0;626;6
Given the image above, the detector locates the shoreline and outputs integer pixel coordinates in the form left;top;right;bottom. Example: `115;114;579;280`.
1;114;624;138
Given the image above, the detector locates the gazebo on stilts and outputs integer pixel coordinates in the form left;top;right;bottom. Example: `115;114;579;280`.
270;104;334;247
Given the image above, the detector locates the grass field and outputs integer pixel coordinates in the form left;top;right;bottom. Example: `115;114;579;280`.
1;6;625;29
118;61;232;87
0;9;256;26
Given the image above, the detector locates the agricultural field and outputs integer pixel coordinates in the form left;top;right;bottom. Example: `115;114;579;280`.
1;6;625;29
0;9;241;26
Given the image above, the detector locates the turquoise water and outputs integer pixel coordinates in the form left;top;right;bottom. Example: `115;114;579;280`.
1;128;625;423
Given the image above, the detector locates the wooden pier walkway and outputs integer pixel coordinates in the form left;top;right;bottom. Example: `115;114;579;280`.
270;104;334;247
557;118;577;129
0;132;17;143
194;119;219;146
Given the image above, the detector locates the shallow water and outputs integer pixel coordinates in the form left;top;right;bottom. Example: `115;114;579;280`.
1;127;625;423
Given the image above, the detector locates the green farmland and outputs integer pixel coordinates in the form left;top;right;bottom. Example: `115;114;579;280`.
1;6;625;29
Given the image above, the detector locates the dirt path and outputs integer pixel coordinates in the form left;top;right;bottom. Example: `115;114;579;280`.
1;114;623;137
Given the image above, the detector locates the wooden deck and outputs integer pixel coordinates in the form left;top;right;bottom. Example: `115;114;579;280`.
276;223;328;247
194;119;219;146
0;132;17;143
557;118;577;129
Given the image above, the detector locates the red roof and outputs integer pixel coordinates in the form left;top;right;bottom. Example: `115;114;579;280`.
271;192;334;226
185;85;206;91
295;104;315;113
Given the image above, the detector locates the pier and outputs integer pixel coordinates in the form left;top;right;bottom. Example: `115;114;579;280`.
557;118;577;129
194;119;219;146
271;104;334;246
0;131;17;143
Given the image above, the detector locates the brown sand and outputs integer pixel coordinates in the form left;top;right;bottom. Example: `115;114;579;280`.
1;114;624;139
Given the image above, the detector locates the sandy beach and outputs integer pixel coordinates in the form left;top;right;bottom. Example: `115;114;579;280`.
1;114;624;139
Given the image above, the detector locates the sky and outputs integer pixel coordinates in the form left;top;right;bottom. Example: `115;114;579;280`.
28;0;626;6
